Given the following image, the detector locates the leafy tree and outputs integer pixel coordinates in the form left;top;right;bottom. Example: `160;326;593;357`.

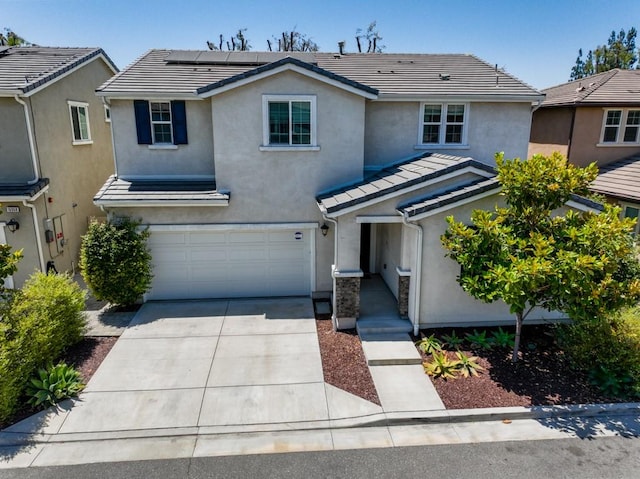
355;21;384;53
207;28;250;51
80;217;152;306
0;204;22;290
0;28;29;46
570;27;637;80
267;29;318;52
441;153;640;362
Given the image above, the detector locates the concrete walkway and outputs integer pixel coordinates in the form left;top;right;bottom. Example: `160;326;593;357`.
1;299;639;469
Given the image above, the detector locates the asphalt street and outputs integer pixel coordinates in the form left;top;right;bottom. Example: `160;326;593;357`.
1;435;638;479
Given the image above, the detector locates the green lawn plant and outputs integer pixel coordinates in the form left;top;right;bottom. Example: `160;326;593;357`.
0;272;85;422
442;153;640;362
80;217;153;306
26;363;85;409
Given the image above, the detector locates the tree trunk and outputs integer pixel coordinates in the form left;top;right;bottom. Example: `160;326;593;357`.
512;311;523;363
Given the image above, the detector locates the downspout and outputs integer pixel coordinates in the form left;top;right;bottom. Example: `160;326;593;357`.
14;95;40;185
22;200;46;271
401;212;423;336
102;96;118;178
322;213;339;329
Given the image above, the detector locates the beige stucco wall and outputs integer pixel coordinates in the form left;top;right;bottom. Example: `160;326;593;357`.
528;107;572;158
569;107;640;167
110;99;214;178
0;97;33;182
23;57;115;277
364;101;533;167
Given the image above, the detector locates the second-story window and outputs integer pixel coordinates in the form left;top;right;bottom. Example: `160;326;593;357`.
68;101;92;145
600;109;640;144
419;103;468;146
150;102;173;144
261;95;317;149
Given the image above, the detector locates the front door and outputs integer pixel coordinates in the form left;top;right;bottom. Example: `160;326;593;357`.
359;223;371;276
0;225;14;289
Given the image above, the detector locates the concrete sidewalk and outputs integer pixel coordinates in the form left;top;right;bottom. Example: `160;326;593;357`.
1;299;639;469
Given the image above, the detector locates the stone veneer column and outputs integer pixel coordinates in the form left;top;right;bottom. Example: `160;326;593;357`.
397;267;411;319
332;269;362;330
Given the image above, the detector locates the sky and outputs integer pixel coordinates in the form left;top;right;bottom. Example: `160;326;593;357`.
2;0;640;90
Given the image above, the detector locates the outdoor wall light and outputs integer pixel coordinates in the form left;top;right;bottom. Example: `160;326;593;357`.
320;223;329;237
6;218;19;233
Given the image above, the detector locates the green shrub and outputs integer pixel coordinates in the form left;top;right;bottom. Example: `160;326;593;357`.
26;363;85;409
557;306;640;398
416;334;443;354
80;217;152;306
0;272;85;422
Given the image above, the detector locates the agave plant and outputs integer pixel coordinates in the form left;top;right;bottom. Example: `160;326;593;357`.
465;329;492;350
454;351;485;378
441;330;465;349
423;351;460;380
26;363;85;409
416;334;443;355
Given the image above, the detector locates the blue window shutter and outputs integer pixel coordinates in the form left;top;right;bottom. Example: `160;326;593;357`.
171;100;188;144
134;100;152;144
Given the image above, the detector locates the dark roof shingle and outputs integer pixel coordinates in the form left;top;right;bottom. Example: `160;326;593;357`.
591;155;640;202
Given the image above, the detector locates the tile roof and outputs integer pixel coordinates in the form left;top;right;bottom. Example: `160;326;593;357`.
97;50;541;100
0;178;49;199
316;152;495;215
0;47;118;95
399;177;500;218
590;155;640;203
541;69;640;107
93;176;229;206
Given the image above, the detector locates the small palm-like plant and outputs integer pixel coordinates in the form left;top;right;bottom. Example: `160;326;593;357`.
454;351;484;378
26;363;85;409
423;351;460;380
490;327;516;349
441;330;464;349
416;334;443;354
465;329;492;350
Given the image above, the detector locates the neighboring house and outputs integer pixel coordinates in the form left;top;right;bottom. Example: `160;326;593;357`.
95;49;577;331
529;69;640;167
0;46;118;288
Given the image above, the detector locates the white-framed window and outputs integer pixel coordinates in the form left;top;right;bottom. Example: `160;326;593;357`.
419;103;468;146
261;95;318;150
623;204;640;236
600;109;640;145
104;104;111;122
68;101;92;145
150;101;173;144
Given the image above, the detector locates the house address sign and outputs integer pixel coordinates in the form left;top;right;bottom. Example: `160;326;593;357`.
5;206;19;213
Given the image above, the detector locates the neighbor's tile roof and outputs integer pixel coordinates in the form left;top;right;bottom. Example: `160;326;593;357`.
97;50;541;99
94;176;229;205
316;152;495;214
0;178;49;199
0;47;118;95
591;155;640;202
541;69;640;107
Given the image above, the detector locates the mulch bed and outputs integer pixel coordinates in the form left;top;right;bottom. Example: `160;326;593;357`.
316;319;381;406
0;336;117;430
412;325;621;409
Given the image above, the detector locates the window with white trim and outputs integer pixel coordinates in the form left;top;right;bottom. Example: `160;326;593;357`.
68;101;91;144
419;103;468;146
262;95;317;148
150;101;173;144
600;109;640;144
624;205;640;236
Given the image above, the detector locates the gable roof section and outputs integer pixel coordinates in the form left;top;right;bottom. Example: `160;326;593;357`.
541;69;640;107
0;47;118;96
317;152;495;216
97;50;541;101
590;155;640;203
93;176;229;207
0;178;49;201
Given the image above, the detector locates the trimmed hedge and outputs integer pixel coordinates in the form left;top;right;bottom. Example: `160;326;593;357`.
0;273;85;423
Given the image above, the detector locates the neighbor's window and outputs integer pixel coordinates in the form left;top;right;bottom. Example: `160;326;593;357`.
624;205;640;236
262;95;317;148
420;103;467;145
68;101;91;144
600;109;640;144
150;101;173;144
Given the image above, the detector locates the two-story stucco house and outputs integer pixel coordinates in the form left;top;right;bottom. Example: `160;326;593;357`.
0;46;118;288
95;50;570;332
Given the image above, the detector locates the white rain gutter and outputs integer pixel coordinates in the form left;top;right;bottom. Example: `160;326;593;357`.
14;95;40;185
401;212;423;336
323;213;339;329
22;199;46;271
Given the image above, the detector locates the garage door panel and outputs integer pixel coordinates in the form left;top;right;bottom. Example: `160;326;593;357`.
148;228;312;300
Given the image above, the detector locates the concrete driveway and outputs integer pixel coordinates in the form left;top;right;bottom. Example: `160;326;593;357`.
26;299;382;436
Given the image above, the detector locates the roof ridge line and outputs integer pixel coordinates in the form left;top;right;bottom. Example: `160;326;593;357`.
577;69;619;102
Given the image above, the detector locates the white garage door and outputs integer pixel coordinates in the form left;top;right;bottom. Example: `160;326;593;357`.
147;228;312;300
